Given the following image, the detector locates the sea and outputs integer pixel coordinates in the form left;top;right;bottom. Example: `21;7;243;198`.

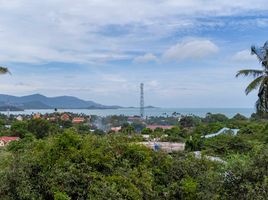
0;107;255;118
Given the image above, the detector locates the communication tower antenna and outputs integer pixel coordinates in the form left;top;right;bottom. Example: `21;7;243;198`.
140;83;144;118
7;100;10;118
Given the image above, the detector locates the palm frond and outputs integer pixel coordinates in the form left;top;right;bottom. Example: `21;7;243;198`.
251;43;268;68
0;67;10;75
245;76;264;95
251;45;265;63
236;69;264;78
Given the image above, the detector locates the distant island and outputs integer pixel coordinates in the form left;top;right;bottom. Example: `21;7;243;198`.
0;94;122;110
0;94;156;110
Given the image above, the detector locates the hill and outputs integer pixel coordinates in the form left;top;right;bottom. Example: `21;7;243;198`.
0;94;121;110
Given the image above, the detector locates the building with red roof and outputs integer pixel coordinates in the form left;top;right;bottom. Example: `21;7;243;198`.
0;136;20;147
72;117;85;124
61;113;70;121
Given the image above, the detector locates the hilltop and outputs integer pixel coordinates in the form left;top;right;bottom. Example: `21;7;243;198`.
0;94;122;110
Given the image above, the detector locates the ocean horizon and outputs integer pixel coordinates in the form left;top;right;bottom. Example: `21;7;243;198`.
0;107;255;118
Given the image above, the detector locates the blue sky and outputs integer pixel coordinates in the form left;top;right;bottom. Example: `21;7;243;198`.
0;0;268;107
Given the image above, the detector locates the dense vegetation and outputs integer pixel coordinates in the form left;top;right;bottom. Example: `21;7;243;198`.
0;112;268;199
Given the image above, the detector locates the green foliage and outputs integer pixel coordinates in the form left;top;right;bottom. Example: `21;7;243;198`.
181;177;198;200
131;122;146;132
1;115;268;199
88;175;143;200
28;119;56;138
11;121;30;138
163;127;185;142
141;128;153;135
232;113;248;121
203;134;253;156
59;120;72;129
120;124;135;135
179;115;201;128
203;113;228;123
54;192;71;200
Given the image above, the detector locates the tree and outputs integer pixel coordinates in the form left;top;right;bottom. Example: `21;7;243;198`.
203;113;228;123
232;113;248;121
236;42;268;114
28;119;51;138
0;67;10;75
11;121;30;138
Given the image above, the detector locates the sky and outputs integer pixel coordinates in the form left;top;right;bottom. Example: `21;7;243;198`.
0;0;268;108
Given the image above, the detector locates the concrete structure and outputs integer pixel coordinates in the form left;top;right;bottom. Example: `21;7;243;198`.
138;142;185;153
140;83;144;118
0;136;20;147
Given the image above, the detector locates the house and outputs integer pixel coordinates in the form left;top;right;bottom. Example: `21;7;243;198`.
0;136;20;147
61;113;70;121
146;125;174;131
16;115;23;121
72;117;85;124
33;113;41;119
111;126;122;132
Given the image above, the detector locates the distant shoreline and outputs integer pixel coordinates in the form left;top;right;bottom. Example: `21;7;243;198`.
0;107;254;118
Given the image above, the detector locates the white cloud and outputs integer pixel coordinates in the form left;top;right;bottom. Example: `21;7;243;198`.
101;74;127;83
133;53;158;63
0;0;266;64
163;39;219;61
232;49;256;62
147;80;159;87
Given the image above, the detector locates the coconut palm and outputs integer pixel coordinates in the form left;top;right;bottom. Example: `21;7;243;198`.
0;66;10;75
236;41;268;113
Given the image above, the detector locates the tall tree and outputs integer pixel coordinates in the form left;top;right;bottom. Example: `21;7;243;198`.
236;42;268;114
0;67;10;75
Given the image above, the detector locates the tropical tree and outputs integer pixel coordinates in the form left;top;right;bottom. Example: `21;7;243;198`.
236;42;268;114
0;67;10;75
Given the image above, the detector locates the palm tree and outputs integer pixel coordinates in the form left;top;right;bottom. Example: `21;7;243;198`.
0;66;10;75
236;41;268;114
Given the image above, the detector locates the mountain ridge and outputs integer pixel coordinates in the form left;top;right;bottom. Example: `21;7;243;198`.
0;94;122;110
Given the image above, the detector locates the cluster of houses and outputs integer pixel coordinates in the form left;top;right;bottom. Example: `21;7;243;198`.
0;113;90;147
14;112;88;124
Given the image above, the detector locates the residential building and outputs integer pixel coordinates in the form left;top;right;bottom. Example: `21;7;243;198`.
72;117;85;124
0;136;20;147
